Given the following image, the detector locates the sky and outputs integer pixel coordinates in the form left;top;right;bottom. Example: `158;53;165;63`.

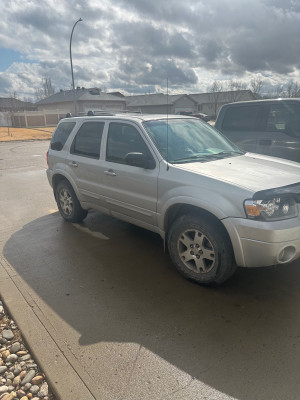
1;0;300;101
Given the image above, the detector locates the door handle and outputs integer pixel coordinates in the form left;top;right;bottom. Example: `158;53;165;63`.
104;169;116;176
259;139;272;146
69;161;78;167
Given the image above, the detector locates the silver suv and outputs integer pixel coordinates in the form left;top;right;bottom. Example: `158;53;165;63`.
47;114;300;285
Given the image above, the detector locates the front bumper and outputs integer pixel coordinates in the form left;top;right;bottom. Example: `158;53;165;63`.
222;215;300;268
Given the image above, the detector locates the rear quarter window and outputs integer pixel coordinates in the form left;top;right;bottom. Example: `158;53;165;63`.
51;121;76;150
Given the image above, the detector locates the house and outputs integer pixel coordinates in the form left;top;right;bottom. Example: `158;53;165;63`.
0;98;36;127
0;98;36;112
124;90;256;118
189;90;256;118
125;93;198;114
36;88;126;114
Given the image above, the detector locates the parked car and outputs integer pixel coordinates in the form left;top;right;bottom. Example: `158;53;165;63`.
47;114;300;286
215;98;300;163
192;113;211;122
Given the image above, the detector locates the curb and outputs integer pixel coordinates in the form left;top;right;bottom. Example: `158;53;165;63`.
0;256;96;400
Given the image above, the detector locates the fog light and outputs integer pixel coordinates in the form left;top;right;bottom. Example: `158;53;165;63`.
278;246;296;263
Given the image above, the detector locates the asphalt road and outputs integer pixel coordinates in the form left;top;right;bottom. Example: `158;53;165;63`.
1;140;300;400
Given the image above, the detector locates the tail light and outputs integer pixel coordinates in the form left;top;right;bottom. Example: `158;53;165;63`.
46;150;49;166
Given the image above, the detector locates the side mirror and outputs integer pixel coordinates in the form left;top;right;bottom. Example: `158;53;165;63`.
51;141;63;151
125;152;155;169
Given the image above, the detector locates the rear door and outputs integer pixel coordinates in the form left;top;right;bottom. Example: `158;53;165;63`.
66;120;106;208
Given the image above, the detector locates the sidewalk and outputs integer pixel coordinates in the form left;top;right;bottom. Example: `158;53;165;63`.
0;256;95;400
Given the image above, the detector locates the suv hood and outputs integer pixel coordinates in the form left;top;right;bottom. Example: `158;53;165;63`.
176;153;300;193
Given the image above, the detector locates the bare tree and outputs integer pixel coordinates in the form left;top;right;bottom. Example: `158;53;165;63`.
5;97;16;137
286;81;300;97
226;80;244;102
250;78;264;98
35;76;55;101
273;84;285;98
23;96;34;103
208;80;224;117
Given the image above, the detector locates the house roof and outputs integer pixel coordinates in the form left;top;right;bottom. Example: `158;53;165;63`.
125;93;197;107
36;88;126;105
107;91;125;98
189;90;256;103
0;98;35;110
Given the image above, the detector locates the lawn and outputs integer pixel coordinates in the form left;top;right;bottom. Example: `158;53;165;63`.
0;126;55;142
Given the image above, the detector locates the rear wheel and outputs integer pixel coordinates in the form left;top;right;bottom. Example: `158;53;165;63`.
55;180;88;223
168;214;236;285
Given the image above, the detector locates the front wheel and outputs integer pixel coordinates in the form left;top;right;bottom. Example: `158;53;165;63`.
167;214;236;286
55;180;88;223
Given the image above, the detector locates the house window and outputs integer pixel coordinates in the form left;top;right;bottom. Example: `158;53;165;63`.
197;104;203;111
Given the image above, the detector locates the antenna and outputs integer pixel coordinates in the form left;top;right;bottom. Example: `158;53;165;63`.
166;78;169;171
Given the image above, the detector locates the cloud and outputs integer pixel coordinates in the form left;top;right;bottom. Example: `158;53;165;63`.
0;0;300;99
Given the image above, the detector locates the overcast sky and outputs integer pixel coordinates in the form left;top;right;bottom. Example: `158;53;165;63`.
1;0;300;100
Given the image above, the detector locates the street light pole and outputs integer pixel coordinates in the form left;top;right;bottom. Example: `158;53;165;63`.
69;18;83;116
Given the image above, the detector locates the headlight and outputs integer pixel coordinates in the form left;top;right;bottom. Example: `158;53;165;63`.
244;197;298;221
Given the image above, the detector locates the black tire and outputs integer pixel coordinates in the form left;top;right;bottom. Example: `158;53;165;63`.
55;180;88;223
167;214;236;286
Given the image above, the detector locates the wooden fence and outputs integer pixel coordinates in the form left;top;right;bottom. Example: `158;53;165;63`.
10;110;69;128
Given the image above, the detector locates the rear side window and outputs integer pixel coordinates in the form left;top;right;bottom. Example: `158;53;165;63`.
221;105;263;132
51;121;75;150
267;103;300;138
71;122;104;159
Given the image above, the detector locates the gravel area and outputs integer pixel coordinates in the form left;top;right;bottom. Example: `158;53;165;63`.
0;300;56;400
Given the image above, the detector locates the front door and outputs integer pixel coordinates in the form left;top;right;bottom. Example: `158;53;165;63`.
102;121;159;228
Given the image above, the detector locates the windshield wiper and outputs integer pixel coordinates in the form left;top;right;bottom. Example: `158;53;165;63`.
172;154;213;163
213;150;245;158
172;150;244;164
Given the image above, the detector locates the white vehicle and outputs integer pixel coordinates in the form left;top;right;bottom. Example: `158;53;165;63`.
47;114;300;285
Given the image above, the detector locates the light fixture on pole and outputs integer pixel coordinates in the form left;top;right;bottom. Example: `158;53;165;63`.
69;18;83;116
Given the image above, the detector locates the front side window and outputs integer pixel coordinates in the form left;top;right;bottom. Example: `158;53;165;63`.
51;121;76;150
144;118;243;163
71;122;104;158
106;122;152;164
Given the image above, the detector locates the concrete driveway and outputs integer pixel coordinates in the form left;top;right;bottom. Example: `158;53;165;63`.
1;141;300;400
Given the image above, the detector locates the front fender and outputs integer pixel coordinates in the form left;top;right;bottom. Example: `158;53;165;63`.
157;185;249;233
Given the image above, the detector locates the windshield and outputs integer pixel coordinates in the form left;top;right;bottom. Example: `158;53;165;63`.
144;118;244;163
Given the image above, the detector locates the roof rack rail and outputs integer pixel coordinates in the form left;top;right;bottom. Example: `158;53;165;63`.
116;110;142;114
82;109;142;117
85;110;115;116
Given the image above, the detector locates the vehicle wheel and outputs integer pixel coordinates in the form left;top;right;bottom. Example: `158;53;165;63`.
55;180;88;223
167;214;236;286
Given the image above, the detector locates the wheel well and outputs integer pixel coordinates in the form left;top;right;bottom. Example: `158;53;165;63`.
164;204;231;244
52;174;69;192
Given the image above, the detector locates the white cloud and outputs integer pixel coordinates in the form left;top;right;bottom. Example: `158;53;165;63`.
0;0;300;99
